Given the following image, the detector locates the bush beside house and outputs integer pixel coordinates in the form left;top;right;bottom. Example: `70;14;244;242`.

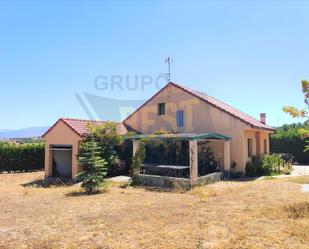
245;154;292;177
86;122;126;176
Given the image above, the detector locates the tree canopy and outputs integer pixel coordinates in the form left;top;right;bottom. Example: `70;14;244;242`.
282;80;309;151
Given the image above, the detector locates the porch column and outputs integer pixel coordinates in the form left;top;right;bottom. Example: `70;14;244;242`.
223;140;231;171
132;139;140;156
189;140;198;184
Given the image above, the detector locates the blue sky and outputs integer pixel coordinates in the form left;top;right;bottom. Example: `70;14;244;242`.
0;1;308;129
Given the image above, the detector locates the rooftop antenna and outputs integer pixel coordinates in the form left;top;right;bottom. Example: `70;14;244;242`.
165;57;173;82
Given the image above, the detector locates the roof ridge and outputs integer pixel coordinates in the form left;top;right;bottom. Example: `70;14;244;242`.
43;118;128;138
61;117;106;123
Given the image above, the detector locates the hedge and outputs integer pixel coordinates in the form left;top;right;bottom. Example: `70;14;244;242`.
0;142;44;172
270;136;308;164
270;123;309;164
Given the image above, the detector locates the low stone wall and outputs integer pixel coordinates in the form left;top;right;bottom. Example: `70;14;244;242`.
195;172;222;186
133;174;190;189
133;172;222;188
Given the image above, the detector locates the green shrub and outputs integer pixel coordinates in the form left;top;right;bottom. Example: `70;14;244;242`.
0;142;44;172
245;162;257;177
261;154;275;174
87;122;122;176
261;154;284;175
245;154;291;177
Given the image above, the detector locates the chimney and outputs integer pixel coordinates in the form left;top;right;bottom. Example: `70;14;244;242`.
260;113;266;124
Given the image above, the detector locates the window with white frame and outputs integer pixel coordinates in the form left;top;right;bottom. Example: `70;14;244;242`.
176;110;184;127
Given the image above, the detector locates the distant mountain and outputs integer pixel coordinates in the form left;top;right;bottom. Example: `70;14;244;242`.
0;129;10;132
0;126;50;139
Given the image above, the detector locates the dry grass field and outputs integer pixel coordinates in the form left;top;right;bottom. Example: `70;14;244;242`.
0;172;308;249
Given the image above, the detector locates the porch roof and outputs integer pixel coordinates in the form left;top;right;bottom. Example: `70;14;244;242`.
122;132;231;141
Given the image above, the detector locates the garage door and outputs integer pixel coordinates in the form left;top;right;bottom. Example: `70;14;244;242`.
50;145;72;178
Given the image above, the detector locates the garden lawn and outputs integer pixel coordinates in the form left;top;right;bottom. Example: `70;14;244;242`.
0;172;308;249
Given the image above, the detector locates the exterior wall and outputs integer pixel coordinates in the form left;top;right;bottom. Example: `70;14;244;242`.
255;132;261;155
125;84;271;172
44;120;81;178
244;130;257;158
244;129;271;163
260;132;270;154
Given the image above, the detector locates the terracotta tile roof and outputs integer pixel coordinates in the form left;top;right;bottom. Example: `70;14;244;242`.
42;118;128;138
170;82;275;131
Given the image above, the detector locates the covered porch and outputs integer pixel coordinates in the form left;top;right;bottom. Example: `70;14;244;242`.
124;132;231;187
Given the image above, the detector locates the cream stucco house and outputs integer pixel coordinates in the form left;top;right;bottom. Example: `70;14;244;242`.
43;82;274;183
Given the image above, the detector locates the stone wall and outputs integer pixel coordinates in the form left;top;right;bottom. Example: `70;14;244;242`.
133;172;222;188
133;174;190;188
195;172;222;185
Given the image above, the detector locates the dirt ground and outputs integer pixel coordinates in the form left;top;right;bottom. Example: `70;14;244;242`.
0;172;308;249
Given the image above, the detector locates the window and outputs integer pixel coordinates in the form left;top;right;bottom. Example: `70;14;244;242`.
158;103;165;115
248;138;253;157
264;139;267;154
176;110;184;127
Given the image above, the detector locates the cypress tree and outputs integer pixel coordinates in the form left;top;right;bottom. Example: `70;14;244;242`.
77;136;107;193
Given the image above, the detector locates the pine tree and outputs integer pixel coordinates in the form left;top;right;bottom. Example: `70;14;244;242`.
77;136;107;193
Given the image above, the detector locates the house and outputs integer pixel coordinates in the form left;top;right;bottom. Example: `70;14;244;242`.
43;82;274;183
42;118;127;178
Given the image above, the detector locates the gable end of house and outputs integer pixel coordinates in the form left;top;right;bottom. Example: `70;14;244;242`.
123;82;274;132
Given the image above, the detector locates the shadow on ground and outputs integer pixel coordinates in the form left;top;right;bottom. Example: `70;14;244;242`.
21;178;74;188
64;189;107;197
